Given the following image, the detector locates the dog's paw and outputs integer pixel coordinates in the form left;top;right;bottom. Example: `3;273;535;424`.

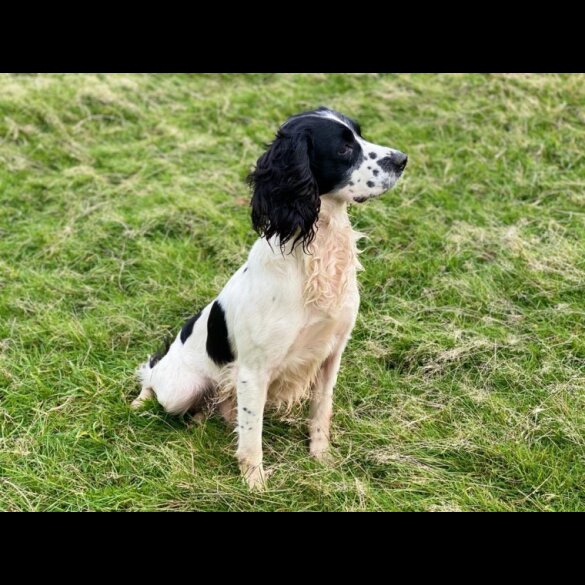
239;460;267;491
130;398;146;410
310;441;334;466
186;411;206;428
131;388;154;410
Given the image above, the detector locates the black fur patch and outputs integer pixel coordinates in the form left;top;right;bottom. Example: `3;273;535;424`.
180;310;202;344
206;300;234;365
369;152;377;159
367;181;375;188
377;157;394;172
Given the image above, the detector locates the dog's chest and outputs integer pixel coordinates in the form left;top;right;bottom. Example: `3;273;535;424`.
266;202;362;406
286;205;362;365
302;202;362;315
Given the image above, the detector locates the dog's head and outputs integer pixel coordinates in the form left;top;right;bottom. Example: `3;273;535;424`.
248;107;407;251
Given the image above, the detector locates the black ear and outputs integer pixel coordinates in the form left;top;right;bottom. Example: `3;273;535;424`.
247;128;320;252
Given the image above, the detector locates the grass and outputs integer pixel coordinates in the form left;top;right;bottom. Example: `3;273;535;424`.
1;73;584;511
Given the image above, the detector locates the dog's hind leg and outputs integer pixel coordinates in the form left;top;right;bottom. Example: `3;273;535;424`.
218;396;237;426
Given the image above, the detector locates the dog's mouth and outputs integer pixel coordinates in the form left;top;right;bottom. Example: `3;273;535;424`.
352;171;405;204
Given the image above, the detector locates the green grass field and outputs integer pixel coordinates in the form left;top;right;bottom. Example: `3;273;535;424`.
1;73;584;511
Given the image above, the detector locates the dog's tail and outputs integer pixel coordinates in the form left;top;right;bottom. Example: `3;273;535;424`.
148;337;172;368
136;359;152;386
136;335;170;382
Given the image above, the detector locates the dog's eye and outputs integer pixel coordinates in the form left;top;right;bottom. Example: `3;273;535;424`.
338;144;353;156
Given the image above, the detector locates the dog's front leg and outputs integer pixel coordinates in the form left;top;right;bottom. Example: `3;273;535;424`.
309;328;352;462
236;366;269;490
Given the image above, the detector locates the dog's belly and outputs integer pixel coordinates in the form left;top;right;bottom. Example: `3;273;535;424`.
266;303;356;410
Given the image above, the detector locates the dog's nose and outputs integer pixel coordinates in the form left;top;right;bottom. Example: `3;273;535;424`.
377;152;408;173
392;151;408;171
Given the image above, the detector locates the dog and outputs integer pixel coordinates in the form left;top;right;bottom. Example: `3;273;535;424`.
133;107;407;489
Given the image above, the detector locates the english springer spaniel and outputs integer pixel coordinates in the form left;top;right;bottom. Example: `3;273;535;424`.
134;107;407;489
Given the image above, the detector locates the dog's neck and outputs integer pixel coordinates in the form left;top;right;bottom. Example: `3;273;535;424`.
302;196;363;313
317;196;350;226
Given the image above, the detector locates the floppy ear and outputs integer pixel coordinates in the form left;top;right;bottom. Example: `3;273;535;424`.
247;129;320;252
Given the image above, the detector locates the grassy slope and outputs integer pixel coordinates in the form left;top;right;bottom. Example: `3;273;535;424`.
0;73;584;511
